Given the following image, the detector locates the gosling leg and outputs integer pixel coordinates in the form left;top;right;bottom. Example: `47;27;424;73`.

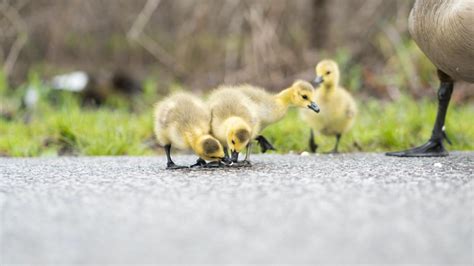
224;147;228;157
386;70;453;157
229;144;252;167
164;144;188;169
244;142;252;162
330;134;341;154
219;147;234;166
238;143;252;166
308;129;318;153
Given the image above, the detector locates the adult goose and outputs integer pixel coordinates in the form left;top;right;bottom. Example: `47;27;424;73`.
387;0;474;157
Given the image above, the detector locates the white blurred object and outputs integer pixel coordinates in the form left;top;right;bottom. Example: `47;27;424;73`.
50;71;89;92
434;163;443;168
300;151;310;156
23;87;39;109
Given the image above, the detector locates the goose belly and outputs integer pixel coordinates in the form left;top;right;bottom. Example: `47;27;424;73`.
409;1;474;82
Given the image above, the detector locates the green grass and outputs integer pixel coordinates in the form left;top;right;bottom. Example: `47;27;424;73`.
0;106;154;157
0;89;155;156
1;88;473;157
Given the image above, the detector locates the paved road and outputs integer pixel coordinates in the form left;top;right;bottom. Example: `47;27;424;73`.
1;153;472;264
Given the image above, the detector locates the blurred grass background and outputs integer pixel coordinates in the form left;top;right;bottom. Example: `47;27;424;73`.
0;0;473;157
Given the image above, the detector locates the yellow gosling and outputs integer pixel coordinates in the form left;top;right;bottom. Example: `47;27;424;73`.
208;87;261;164
300;60;357;153
154;92;225;169
238;80;320;152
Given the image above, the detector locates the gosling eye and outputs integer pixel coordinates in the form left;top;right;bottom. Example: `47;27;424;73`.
302;95;308;100
231;140;235;145
326;71;331;75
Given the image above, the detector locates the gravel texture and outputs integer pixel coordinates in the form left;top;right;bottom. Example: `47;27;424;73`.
0;152;472;264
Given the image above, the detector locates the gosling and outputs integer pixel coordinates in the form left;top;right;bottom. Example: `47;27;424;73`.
154;92;226;169
300;60;357;153
238;80;320;152
208;86;260;164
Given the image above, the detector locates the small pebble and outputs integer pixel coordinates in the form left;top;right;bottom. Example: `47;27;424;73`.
434;162;442;168
301;151;310;156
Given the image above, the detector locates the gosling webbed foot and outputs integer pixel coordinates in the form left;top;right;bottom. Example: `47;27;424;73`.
221;156;234;166
385;139;448;157
190;158;207;168
166;162;189;170
204;161;228;168
255;135;276;153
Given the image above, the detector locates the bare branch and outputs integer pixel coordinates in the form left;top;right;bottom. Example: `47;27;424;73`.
0;1;28;78
135;34;185;75
127;0;161;41
127;0;185;78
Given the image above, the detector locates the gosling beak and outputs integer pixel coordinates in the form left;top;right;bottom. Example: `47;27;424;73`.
307;101;320;113
312;76;324;87
231;150;239;162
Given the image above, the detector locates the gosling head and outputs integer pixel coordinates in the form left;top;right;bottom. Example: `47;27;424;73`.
313;59;340;88
195;135;225;162
289;80;320;113
227;121;251;161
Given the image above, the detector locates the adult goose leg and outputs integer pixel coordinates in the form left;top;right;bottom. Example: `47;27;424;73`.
386;70;453;157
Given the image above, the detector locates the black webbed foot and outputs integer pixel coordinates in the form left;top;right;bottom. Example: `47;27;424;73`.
166;162;189;170
255;135;276;153
190;158;207;168
385;139;448;157
204;161;228;168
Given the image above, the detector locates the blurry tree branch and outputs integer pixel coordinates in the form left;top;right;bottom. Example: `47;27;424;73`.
127;0;160;41
127;0;186;78
0;1;28;78
0;0;28;26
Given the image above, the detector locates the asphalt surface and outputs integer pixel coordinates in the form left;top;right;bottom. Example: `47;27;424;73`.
1;152;472;264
